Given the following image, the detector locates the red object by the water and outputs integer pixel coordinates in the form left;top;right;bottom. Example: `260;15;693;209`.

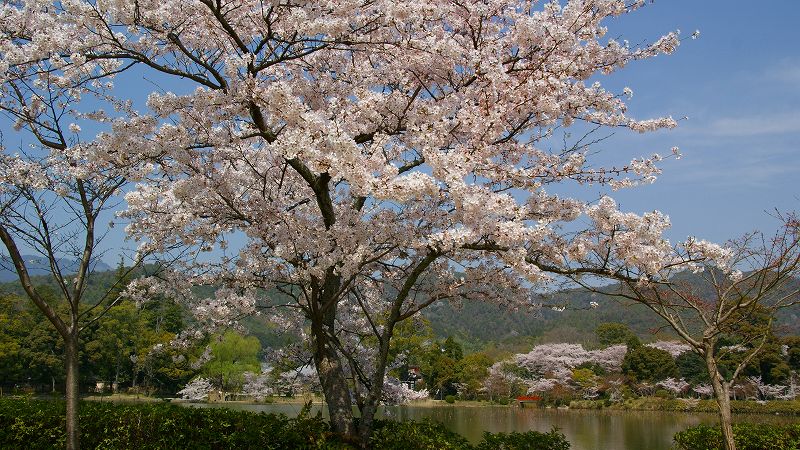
516;396;541;401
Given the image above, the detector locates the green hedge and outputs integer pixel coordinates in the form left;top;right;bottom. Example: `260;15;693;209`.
0;398;338;449
369;419;471;449
0;398;570;449
476;430;571;450
674;423;800;450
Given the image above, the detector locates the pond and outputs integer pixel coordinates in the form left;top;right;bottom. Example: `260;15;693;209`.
186;402;796;450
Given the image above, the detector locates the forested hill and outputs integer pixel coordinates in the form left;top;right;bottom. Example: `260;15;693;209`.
0;255;111;282
2;267;798;352
0;262;139;302
423;274;800;352
422;291;663;351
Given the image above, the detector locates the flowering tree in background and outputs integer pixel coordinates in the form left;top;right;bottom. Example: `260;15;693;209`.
382;377;429;405
0;0;723;444
177;377;214;401
692;383;713;398
656;377;689;396
746;375;795;401
241;372;274;401
647;341;691;358
500;342;626;397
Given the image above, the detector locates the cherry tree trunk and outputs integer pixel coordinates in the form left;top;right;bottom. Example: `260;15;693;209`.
358;400;379;447
310;319;355;439
64;332;80;450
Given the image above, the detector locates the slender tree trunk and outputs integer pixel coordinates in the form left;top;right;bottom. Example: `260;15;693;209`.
357;372;383;447
114;357;121;393
65;332;80;450
706;354;736;450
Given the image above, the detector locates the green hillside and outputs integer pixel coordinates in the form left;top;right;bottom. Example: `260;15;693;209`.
3;268;798;353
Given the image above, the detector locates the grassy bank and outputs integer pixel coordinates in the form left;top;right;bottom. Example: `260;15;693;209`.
569;397;800;415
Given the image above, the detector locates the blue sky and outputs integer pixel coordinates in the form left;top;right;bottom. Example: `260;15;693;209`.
577;0;800;244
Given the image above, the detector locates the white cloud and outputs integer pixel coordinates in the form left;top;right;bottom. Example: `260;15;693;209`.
665;144;800;189
705;112;800;137
765;60;800;85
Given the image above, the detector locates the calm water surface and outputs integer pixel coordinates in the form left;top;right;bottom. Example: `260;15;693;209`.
187;402;796;450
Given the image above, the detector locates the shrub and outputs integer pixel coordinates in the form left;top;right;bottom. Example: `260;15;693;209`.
370;419;471;450
445;395;456;404
476;429;570;450
653;389;672;399
674;423;800;450
0;398;342;449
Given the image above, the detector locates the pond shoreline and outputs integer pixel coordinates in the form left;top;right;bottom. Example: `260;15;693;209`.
78;394;800;416
568;398;800;416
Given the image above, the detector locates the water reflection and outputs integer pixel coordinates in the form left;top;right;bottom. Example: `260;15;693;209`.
186;402;795;450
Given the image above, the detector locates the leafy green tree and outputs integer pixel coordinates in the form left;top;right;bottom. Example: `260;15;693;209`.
420;338;463;397
387;318;435;382
676;352;710;385
457;352;493;400
572;367;599;396
202;331;261;393
785;337;800;372
429;354;459;397
595;323;638;348
0;294;25;384
443;336;464;361
83;302;146;388
622;345;678;383
22;317;64;391
1;289;67;392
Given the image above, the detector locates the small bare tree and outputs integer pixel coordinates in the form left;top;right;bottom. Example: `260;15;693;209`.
0;54;145;449
576;213;800;450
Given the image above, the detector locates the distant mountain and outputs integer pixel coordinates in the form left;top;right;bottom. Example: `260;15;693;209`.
0;255;111;282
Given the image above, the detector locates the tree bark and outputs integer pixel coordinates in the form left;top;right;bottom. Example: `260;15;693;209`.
65;331;80;450
311;321;355;439
706;354;736;450
357;352;387;446
357;325;395;446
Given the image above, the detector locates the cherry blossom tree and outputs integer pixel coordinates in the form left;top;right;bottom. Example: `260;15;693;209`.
500;342;627;397
746;376;792;401
0;0;717;444
382;377;429;404
647;341;691;358
656;377;689;396
177;377;214;401
692;383;713;398
513;343;627;377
